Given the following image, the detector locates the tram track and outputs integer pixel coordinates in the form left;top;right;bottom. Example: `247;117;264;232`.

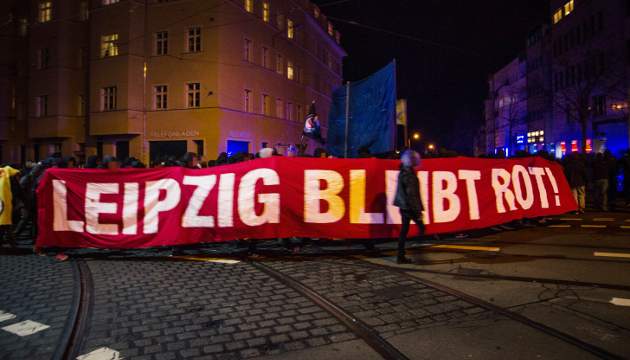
57;260;93;360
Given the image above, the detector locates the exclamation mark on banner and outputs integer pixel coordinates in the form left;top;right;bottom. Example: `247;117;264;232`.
544;167;561;206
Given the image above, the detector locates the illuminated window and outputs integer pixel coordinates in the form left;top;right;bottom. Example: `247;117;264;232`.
154;85;168;110
100;34;119;57
586;139;593;153
275;98;284;118
187;27;201;52
36;95;48;117
244;89;252;112
262;1;270;22
244;0;253;13
156;31;168;55
571;140;578;153
276;53;283;75
277;13;284;30
560;141;567;155
564;0;574;16
327;22;334;36
527;129;544;144
187;83;200;108
102;0;120;5
101;87;117;111
38;1;52;23
287;60;294;80
18;18;28;37
287;19;294;39
553;9;563;24
262;94;272;115
243;38;253;62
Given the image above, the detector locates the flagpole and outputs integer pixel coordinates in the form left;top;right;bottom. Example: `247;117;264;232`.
344;81;350;158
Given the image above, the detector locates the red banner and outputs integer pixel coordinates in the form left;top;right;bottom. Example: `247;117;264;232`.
36;157;576;249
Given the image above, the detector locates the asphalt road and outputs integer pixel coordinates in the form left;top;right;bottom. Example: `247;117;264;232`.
0;210;629;359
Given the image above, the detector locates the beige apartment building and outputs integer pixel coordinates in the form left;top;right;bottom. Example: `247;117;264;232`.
0;0;345;164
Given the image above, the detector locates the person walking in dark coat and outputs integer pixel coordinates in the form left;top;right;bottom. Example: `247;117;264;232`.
393;150;425;264
564;153;587;214
621;151;630;207
593;153;609;211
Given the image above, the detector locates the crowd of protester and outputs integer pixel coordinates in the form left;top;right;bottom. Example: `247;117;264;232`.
1;144;630;255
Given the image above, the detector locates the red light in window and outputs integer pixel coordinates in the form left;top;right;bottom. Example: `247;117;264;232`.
571;140;578;153
585;139;592;153
560;141;566;155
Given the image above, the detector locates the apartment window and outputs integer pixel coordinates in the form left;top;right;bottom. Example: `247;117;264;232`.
297;104;303;120
277;13;284;30
101;34;119;57
287;60;294;80
102;0;120;5
564;0;574;16
243;38;253;62
18;18;28;37
154;85;168;110
78;95;86;116
36;96;48;117
286;102;294;121
262;94;272;116
262;0;270;22
593;95;606;116
156;31;168;55
187;27;201;53
275;98;283;118
327;22;334;36
244;0;253;13
553;9;563;24
187;82;201;108
38;1;52;23
244;89;252;112
79;1;89;21
287;19;294;39
101;86;117;111
276;54;283;74
262;46;270;68
37;48;50;69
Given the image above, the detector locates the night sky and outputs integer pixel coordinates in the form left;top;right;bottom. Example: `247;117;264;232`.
313;0;549;155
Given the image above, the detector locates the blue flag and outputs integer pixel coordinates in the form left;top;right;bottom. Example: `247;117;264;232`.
326;61;397;157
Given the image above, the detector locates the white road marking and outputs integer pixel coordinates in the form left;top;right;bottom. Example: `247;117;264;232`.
620;225;630;230
549;224;572;228
77;347;122;360
594;252;630;259
581;224;607;228
593;218;615;222
431;245;500;252
559;218;583;221
0;310;16;322
2;320;49;336
175;256;241;264
610;298;630;307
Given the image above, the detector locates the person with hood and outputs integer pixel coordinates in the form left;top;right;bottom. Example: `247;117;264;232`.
393;150;425;264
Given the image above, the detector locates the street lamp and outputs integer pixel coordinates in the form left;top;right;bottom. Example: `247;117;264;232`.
407;131;421;148
412;132;421;141
427;143;435;152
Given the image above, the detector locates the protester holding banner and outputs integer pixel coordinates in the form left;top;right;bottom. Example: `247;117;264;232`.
393;150;425;263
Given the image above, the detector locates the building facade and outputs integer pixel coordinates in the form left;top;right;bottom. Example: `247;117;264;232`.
480;0;630;158
0;0;346;164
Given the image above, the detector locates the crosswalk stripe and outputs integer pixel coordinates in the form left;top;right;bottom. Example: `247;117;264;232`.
77;347;122;360
559;218;583;221
2;320;49;336
594;252;630;259
610;298;630;307
593;218;615;222
549;224;572;228
0;311;16;323
581;224;607;228
431;245;500;252
174;256;240;264
621;225;630;230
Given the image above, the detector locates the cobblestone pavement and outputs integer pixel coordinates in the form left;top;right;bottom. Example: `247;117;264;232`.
0;255;77;360
265;258;493;339
80;259;358;360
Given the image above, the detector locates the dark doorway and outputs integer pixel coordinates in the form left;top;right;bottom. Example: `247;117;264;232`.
150;140;187;164
116;141;130;161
